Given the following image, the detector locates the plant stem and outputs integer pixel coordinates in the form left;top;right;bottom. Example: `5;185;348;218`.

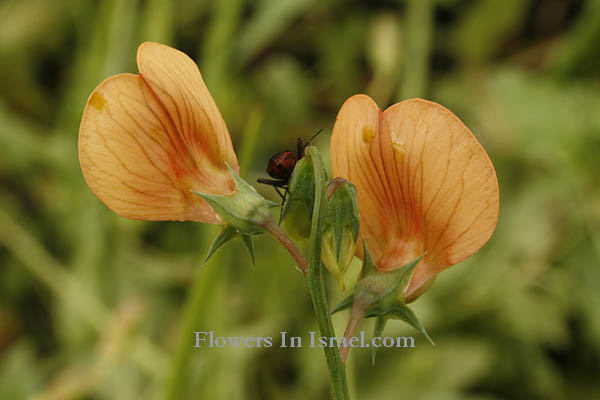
400;0;433;100
261;216;308;274
305;146;350;400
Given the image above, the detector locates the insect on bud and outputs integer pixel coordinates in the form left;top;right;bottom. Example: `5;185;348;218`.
320;178;359;290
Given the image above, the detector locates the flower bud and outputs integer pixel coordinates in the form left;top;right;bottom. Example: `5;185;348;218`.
280;156;316;241
320;178;359;290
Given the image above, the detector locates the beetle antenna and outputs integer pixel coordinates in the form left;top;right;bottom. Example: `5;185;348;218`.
308;126;326;143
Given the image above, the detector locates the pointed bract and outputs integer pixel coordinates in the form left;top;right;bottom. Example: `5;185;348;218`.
240;234;256;265
204;227;238;263
330;294;354;315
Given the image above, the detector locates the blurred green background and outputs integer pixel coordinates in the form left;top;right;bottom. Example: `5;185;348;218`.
1;0;599;399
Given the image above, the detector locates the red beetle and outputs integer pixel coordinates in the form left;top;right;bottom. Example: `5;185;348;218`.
266;149;297;181
257;129;323;204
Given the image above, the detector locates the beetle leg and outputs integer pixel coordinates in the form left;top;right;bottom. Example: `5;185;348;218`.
278;188;289;224
257;178;288;188
274;186;286;200
297;138;304;160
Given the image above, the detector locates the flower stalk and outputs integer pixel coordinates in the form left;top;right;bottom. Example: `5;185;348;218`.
261;216;308;274
304;146;350;400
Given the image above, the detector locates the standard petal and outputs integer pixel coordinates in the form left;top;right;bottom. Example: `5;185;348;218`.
382;99;499;296
136;42;238;173
331;96;499;299
79;73;232;222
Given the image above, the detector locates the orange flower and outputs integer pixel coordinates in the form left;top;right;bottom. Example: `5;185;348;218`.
331;95;499;301
79;42;238;223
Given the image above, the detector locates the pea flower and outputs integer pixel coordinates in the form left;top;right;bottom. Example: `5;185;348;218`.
331;94;500;303
79;42;238;223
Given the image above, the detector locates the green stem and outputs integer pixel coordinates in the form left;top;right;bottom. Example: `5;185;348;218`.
306;146;350;400
400;0;433;99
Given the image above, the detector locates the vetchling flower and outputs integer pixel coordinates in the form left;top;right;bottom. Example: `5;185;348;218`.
331;94;499;302
79;42;307;272
79;42;238;223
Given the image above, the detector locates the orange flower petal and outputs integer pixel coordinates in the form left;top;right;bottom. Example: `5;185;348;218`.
136;42;238;171
330;95;393;268
79;42;238;222
331;95;499;298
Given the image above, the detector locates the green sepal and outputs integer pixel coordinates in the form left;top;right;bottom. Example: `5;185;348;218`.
353;244;424;306
339;242;433;363
240;234;255;265
204;226;238;263
204;226;258;266
329;293;354;315
356;244;433;352
368;311;434;365
361;240;378;276
193;164;271;235
372;316;387;366
366;303;434;346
